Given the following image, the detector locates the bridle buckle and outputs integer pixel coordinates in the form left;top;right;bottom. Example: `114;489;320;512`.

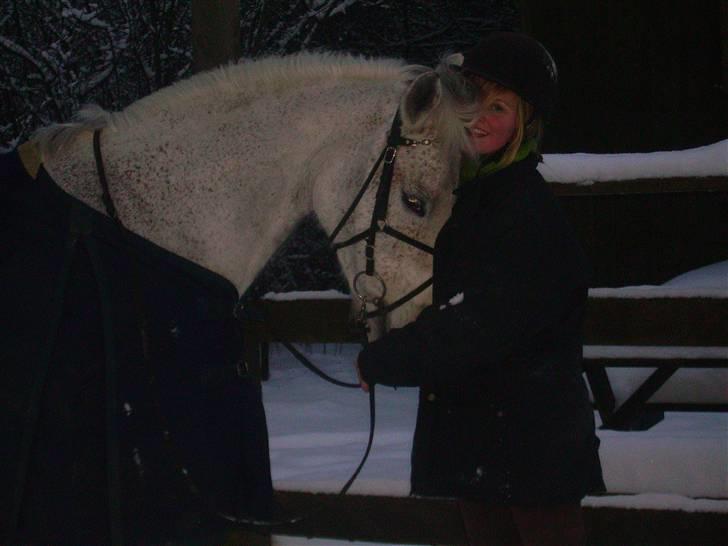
383;146;397;165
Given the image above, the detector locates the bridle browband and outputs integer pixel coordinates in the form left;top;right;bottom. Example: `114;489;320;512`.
328;110;436;324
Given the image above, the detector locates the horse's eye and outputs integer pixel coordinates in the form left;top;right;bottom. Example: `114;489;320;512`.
401;191;426;217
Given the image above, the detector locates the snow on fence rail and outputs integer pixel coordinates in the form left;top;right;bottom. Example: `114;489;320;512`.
252;286;728;427
538;139;727;184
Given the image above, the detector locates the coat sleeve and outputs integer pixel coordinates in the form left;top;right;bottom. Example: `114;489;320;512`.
357;187;589;389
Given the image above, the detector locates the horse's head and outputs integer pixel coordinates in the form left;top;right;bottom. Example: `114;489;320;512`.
328;59;480;339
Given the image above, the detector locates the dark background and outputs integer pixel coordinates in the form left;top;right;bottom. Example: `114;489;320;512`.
2;0;726;293
520;0;727;153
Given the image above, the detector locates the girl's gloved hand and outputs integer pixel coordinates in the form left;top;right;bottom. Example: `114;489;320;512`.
355;354;370;393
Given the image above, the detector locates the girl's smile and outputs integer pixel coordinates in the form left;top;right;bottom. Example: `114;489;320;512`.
471;88;519;154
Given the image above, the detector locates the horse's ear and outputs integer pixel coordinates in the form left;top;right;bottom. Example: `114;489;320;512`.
401;71;442;129
445;52;464;67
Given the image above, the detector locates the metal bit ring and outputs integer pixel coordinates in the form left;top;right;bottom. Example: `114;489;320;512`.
352;271;387;306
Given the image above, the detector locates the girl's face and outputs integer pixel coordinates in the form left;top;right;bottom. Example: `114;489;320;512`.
470;87;520;155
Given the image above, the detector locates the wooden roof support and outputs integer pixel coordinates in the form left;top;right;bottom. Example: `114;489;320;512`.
192;0;241;73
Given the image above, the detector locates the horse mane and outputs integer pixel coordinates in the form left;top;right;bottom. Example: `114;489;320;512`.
34;51;479;159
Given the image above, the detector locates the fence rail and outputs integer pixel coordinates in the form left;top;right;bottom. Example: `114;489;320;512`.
244;291;728;431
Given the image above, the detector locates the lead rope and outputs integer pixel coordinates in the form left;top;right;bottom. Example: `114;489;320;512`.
277;343;375;496
239;111;433;522
278;335;374;497
231;114;404;517
234;298;377;504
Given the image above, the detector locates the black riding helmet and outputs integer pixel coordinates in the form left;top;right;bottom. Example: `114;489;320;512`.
460;31;558;119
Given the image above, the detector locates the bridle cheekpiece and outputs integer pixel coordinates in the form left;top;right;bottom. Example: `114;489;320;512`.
328;110;437;328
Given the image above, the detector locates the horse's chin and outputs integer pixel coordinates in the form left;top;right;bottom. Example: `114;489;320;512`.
366;315;387;342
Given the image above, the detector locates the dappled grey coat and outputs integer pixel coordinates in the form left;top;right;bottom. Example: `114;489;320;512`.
358;154;605;505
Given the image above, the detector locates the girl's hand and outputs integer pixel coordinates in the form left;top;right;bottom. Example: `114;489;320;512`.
356;356;370;393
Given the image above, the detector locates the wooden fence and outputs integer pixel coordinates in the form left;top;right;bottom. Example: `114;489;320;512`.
235;175;727;545
243;175;728;431
551;176;728;287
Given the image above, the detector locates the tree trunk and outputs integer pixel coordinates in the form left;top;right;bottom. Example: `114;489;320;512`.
721;0;728;94
192;0;241;73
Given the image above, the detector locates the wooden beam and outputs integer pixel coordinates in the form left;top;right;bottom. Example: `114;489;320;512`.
549;176;728;196
242;298;359;343
722;0;728;93
583;297;728;346
192;0;241;73
217;491;728;546
244;296;728;347
273;491;467;545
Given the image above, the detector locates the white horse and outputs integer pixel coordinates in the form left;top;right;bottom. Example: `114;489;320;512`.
33;52;479;335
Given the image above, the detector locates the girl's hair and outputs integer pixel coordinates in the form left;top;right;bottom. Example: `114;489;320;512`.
470;76;544;169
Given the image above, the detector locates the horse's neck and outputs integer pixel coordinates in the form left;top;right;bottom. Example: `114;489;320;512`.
44;80;399;293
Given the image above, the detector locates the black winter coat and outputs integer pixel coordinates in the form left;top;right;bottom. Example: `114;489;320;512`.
358;155;605;505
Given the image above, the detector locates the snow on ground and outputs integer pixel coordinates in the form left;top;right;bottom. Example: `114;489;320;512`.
262;259;728;515
663;260;728;289
262;343;728;513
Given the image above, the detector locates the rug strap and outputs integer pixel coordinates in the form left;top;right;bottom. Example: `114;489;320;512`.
93;129;122;225
83;230;126;546
9;204;83;541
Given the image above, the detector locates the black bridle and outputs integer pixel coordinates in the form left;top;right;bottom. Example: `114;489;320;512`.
251;111;442;508
328;110;436;324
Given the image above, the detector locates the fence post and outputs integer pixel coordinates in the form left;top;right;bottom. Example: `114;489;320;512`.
192;0;241;73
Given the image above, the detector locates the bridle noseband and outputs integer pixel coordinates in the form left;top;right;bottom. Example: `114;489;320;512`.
328;111;436;326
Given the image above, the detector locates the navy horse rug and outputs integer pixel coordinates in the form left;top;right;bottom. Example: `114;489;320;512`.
1;148;274;545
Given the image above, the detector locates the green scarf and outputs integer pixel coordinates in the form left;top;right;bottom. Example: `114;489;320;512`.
459;138;538;184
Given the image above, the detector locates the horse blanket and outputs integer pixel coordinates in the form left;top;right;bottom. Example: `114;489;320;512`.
0;149;274;545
